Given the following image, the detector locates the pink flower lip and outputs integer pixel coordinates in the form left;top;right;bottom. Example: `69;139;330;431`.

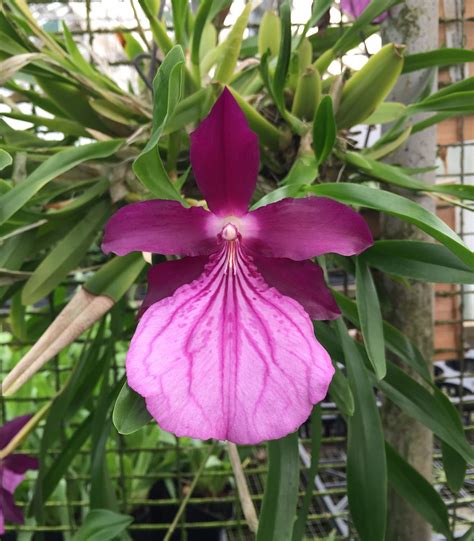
102;87;373;444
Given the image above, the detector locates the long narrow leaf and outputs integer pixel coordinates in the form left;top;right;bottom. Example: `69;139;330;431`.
257;432;299;541
356;257;386;379
308;183;474;267
336;319;387;541
386;442;452;539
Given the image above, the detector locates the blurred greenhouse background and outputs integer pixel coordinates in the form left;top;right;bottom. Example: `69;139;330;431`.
0;0;473;539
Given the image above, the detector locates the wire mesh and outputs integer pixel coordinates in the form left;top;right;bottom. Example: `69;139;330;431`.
0;0;473;539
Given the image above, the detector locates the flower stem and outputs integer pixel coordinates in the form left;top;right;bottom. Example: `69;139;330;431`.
0;402;51;459
163;441;216;541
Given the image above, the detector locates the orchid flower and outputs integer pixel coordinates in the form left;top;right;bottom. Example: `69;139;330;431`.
0;416;39;534
340;0;388;22
103;88;372;444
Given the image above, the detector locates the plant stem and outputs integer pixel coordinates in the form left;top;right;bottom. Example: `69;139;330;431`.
163;441;216;541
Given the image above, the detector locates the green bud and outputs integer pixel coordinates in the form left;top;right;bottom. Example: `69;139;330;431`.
291;66;321;121
288;37;313;91
258;11;281;58
336;43;406;129
298;37;313;73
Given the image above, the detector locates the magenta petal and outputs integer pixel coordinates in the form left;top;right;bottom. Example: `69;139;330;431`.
139;256;209;318
244;197;373;260
190;88;259;217
252;255;340;320
0;416;31;450
127;246;334;444
3;455;39;476
102;200;218;257
1;468;25;494
340;0;388;22
0;489;24;525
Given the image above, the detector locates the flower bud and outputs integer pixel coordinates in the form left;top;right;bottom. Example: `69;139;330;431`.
336;43;405;129
258;11;281;58
291;66;321;121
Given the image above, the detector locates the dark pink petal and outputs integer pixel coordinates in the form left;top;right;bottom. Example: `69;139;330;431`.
1;468;25;494
3;454;39;476
0;488;24;524
0;504;4;535
190;87;259;217
340;0;388;22
244;197;373;260
102;200;218;257
252;255;340;320
139;256;208;318
0;416;31;450
126;245;334;444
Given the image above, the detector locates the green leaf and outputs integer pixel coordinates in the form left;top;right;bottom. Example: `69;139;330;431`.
2;110;88;137
251;184;305;210
442;440;467;494
377;363;473;463
171;0;189;47
281;153;318;186
137;0;173;54
0;139;122;226
336;319;387;541
190;0;213;66
328;363;355;416
90;369;123;510
34;414;93;513
257;432;299;541
386;442;452;539
272;1;291;110
71;509;133;541
437;389;467;493
307;183;474;268
313;95;336;165
403;48;474;73
292;407;322;541
362;240;474;284
21;201;110;305
84;253;145;302
214;3;251;84
113;382;152;435
355;258;386;379
133;45;185;200
333;291;432;382
363;101;407;124
0;149;12;171
364;126;412;160
409;91;474;114
346;152;474;200
35;76;105;131
10;290;27;341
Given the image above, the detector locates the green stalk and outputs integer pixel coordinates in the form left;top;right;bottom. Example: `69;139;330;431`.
314;47;335;74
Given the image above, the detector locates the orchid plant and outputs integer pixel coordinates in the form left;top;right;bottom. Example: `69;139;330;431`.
0;0;473;539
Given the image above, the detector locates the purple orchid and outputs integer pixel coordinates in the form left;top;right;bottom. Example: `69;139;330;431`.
0;416;39;534
340;0;388;22
103;88;373;444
